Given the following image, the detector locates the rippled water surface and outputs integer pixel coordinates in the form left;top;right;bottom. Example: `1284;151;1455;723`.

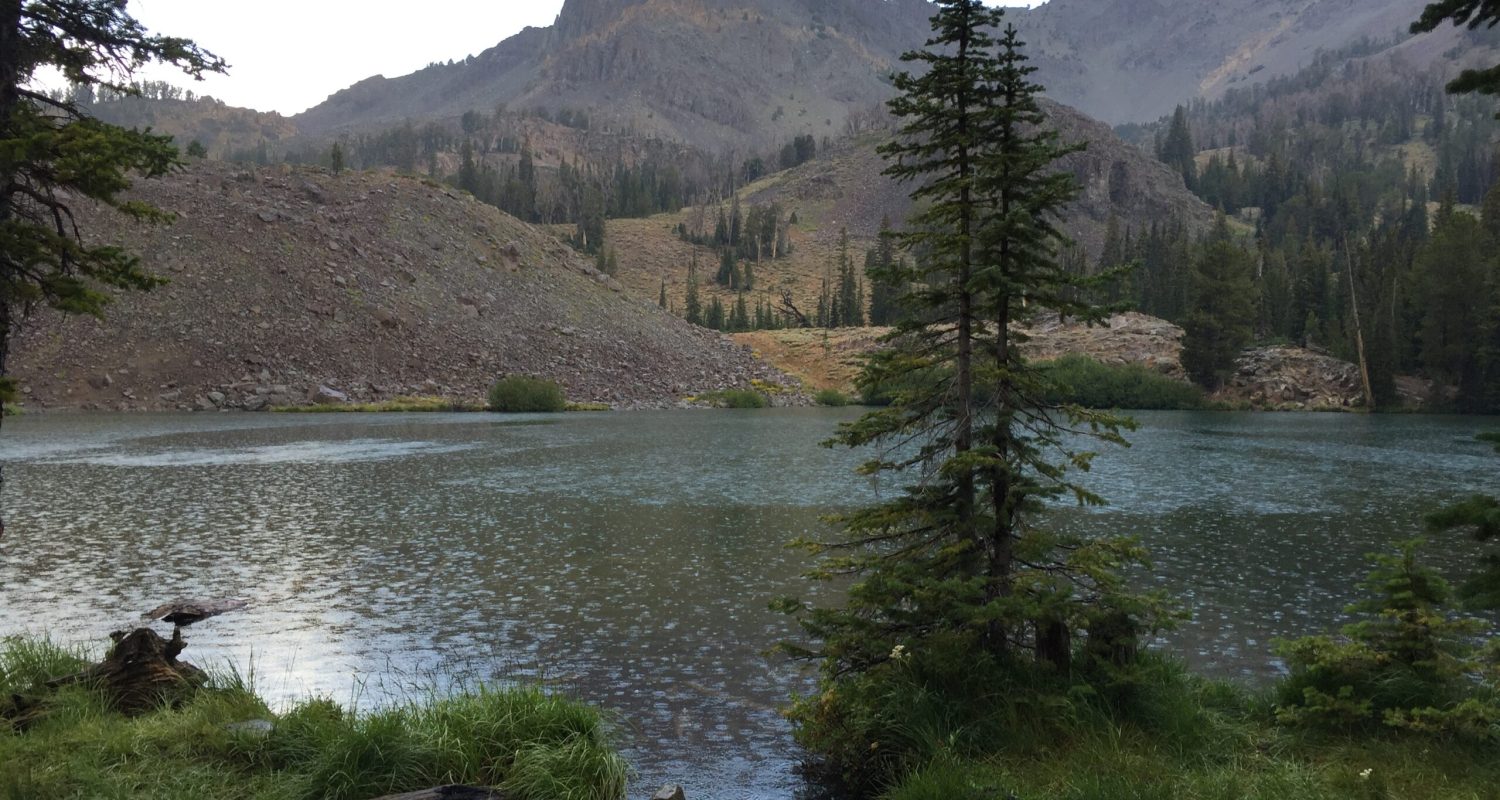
0;410;1495;797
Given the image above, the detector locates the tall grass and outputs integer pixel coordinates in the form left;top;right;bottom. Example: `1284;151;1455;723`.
0;638;628;800
1037;356;1204;410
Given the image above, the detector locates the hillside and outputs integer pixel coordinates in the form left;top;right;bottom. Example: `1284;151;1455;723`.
603;101;1215;320
7;163;794;412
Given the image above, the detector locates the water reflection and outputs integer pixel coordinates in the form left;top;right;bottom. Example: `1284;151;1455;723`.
0;409;1494;798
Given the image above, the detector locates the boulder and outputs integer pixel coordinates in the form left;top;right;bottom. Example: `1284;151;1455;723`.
310;385;348;404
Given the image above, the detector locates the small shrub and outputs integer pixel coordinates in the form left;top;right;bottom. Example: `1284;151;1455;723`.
698;388;769;408
814;389;851;407
488;376;566;413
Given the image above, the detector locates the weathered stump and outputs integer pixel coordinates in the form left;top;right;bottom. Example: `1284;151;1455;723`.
53;627;208;715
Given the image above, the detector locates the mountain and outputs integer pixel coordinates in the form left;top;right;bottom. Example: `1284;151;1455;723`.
1009;0;1444;123
292;0;1468;148
294;0;934;153
9;162;793;411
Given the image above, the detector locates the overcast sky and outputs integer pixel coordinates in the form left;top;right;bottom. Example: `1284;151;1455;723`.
125;0;1043;116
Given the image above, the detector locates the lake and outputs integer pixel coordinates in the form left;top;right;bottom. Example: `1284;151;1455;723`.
0;409;1495;798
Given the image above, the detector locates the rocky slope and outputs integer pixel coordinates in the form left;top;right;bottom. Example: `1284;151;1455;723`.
8;163;795;412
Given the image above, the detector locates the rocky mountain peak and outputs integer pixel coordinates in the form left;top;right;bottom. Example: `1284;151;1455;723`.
550;0;651;41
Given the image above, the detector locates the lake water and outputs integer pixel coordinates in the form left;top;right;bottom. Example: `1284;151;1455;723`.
0;410;1495;798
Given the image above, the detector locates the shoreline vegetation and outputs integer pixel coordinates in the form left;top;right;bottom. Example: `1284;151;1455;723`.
0;636;629;800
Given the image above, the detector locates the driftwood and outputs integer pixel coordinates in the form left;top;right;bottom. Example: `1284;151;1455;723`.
366;787;512;800
143;598;247;627
776;289;811;328
51;628;207;715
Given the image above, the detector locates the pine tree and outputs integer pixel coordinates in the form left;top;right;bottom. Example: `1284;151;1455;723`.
731;293;750;332
658;279;668;309
330;142;345;175
706;295;726;330
867;216;901;326
684;257;703;326
1182;221;1258;390
1414;208;1494;408
1161;105;1198;188
781;12;1161;782
834;227;863;326
1;0;224;535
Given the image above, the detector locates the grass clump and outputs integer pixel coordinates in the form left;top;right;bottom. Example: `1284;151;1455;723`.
488;376;567;413
695;388;769;408
813;388;851;407
0;637;628;800
1036;355;1204;410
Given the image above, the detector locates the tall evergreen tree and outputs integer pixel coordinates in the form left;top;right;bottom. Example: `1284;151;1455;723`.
1161;105;1198;188
684;256;703;326
1181;220;1258;390
781;12;1162;785
1414;208;1496;409
834;227;863;327
867;216;901;326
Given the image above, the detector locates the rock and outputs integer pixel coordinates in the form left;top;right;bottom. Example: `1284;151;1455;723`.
370;307;407;329
225;719;274;738
652;786;686;800
310;385;348;404
300;181;328;204
207;391;226;406
88;373;114;390
194;395;216;411
256;210;277;223
158;390;182;402
242;396;268;412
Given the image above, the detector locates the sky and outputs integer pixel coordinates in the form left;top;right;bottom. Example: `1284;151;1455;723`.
124;0;1044;116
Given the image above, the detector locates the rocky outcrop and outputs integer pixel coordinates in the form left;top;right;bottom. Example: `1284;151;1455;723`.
1021;313;1187;380
8;162;796;412
1220;346;1366;411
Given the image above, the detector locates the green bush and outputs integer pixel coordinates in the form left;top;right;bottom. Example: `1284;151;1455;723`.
698;388;769;408
488;376;567;413
814;389;851;406
1037;355;1204;410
